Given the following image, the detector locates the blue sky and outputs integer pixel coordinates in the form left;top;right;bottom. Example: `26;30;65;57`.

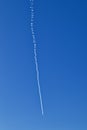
0;0;87;130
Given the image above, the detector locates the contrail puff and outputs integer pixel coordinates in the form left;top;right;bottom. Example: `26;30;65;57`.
30;0;44;116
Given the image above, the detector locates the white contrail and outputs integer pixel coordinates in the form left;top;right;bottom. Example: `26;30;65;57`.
30;0;44;116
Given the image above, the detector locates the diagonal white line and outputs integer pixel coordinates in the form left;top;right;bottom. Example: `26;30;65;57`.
30;0;44;116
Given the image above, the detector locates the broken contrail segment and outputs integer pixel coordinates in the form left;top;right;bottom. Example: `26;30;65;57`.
30;0;44;116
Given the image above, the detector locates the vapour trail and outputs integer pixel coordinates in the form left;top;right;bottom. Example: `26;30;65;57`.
30;0;44;116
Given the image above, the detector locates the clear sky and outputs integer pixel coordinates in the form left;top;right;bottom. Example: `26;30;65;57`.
0;0;87;130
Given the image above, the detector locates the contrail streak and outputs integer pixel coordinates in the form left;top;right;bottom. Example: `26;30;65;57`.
30;0;44;116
